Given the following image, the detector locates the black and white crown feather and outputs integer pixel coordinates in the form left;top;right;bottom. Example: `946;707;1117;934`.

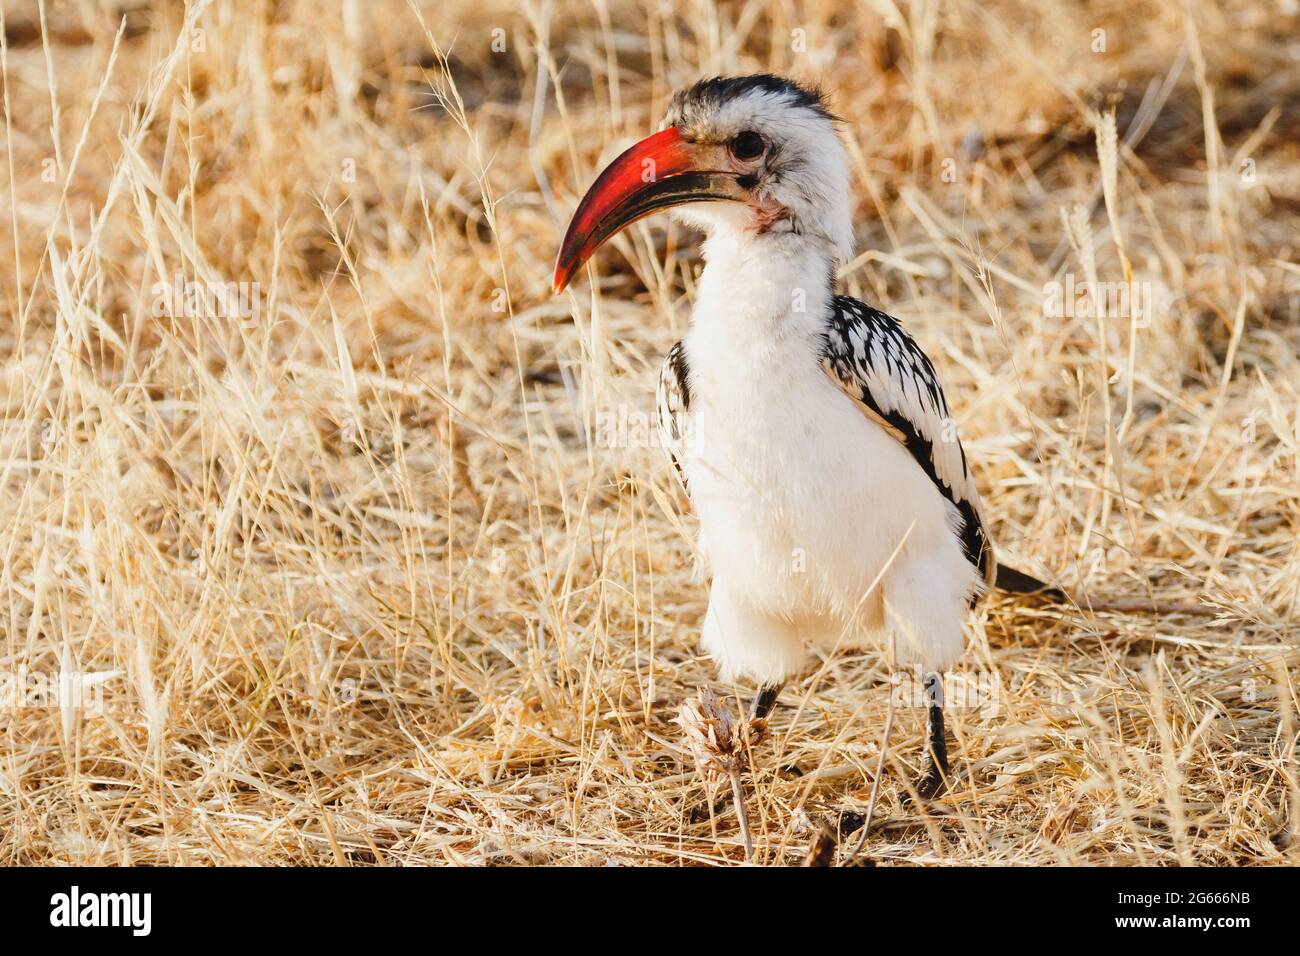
665;74;836;128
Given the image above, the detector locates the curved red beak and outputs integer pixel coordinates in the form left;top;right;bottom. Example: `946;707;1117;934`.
552;127;745;293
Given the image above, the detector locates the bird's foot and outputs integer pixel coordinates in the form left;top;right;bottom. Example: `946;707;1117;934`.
915;766;947;800
907;747;952;803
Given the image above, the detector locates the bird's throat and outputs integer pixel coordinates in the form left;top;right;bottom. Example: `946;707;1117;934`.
694;232;836;338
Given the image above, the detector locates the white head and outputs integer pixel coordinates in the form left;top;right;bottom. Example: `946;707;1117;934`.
662;76;853;262
554;74;854;292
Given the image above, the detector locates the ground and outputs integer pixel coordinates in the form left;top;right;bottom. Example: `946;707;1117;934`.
0;0;1297;865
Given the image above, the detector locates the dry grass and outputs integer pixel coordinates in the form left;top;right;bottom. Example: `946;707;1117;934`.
1;0;1297;866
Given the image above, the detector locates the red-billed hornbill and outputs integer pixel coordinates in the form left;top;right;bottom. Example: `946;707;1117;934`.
554;75;1060;797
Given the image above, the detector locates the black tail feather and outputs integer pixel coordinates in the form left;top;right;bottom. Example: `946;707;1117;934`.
994;564;1066;601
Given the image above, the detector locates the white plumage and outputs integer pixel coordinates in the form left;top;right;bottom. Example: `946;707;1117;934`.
658;231;980;684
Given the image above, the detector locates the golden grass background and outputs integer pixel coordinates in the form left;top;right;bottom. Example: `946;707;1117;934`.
1;0;1297;865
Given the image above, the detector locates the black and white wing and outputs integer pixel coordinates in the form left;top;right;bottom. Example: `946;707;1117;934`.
820;295;995;587
656;340;691;490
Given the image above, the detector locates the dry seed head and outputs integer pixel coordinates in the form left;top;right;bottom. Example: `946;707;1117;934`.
676;687;768;777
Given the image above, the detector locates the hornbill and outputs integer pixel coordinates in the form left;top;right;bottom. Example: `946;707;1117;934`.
553;75;1061;799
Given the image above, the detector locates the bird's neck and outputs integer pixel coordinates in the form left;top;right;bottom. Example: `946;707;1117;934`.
692;232;836;341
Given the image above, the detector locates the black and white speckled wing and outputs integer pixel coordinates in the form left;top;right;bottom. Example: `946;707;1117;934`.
656;341;691;490
820;295;994;586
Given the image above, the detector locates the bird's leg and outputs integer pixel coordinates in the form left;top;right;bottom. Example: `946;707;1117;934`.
750;683;783;721
917;671;949;798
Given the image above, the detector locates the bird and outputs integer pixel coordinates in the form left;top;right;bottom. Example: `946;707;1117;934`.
553;74;1062;798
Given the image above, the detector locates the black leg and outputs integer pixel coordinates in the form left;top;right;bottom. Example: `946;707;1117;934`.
917;671;949;798
750;683;783;721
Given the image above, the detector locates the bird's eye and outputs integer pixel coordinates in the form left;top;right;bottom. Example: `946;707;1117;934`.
729;130;765;161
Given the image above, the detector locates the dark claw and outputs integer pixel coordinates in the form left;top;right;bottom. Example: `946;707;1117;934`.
687;792;732;823
916;766;947;800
